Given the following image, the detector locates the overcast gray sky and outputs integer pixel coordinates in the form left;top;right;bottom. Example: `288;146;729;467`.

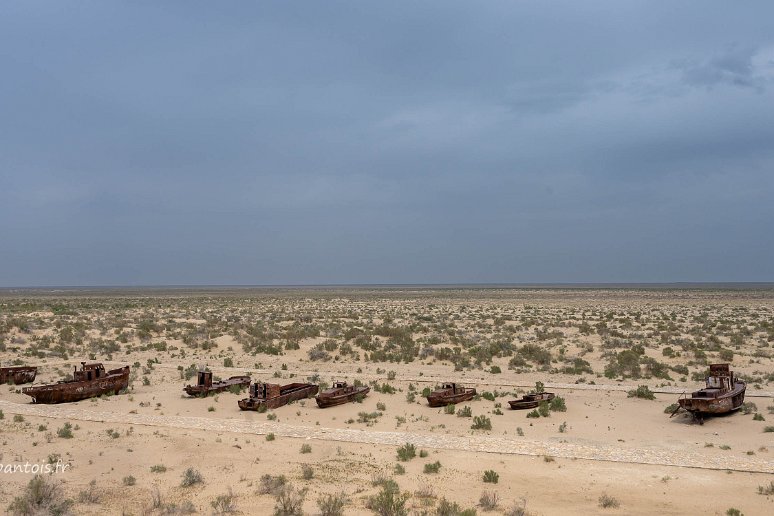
1;1;773;286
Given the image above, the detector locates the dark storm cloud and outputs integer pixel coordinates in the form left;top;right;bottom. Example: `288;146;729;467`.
1;1;773;286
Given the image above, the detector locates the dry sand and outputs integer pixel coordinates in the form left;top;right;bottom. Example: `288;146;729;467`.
0;287;772;515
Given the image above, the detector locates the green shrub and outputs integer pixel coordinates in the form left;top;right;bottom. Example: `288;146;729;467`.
274;484;306;516
419;449;429;458
396;443;416;462
471;415;492;430
424;461;441;474
457;406;472;418
664;403;679;414
57;422;74;439
366;482;409;516
627;385;655;400
482;470;499;484
266;433;276;441
211;489;236;514
549;396;566;412
300;444;312;454
224;357;234;367
150;464;167;473
444;404;456;415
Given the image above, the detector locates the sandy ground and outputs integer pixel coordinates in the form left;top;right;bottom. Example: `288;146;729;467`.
0;288;772;515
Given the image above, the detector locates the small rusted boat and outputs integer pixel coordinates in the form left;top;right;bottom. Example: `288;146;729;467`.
508;391;555;410
22;362;130;404
184;370;251;397
426;382;477;407
315;381;370;408
0;363;37;385
238;382;318;411
673;363;746;423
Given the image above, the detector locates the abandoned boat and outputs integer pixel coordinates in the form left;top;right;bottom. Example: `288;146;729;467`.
0;363;37;385
184;370;251;397
315;381;369;408
508;391;555;410
426;382;477;407
22;362;130;404
238;382;318;410
673;363;746;421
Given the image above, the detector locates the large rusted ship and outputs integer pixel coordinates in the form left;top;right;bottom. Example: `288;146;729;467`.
674;363;746;422
184;370;251;397
238;381;318;411
426;382;477;407
22;362;130;404
315;381;369;408
0;363;37;385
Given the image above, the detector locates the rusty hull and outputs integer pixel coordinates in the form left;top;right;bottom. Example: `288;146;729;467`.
676;363;746;418
315;381;370;408
426;382;477;407
0;365;37;385
508;391;555;410
22;362;130;404
184;371;251;397
238;382;318;410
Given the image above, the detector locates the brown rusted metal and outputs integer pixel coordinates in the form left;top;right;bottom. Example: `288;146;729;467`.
184;370;251;397
426;382;477;407
315;381;370;408
508;391;555;410
238;381;318;410
22;362;130;404
0;363;37;385
675;363;746;423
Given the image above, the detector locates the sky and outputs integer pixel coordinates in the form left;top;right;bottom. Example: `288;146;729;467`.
1;1;773;286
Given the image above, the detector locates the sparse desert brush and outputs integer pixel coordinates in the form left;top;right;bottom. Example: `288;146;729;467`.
57;422;74;439
598;493;620;508
764;426;774;433
8;474;73;516
437;498;477;516
396;443;416;461
457;406;472;417
549;396;567;412
482;470;499;483
77;479;99;504
424;461;442;474
301;464;314;480
211;488;236;514
266;433;276;441
259;474;287;495
471;415;492;430
274;484;306;516
664;403;679;414
300;443;312;454
123;475;136;486
317;492;348;516
479;490;499;511
627;385;655;400
366;481;409;516
150;464;167;473
181;467;203;487
444;404;456;414
758;481;774;495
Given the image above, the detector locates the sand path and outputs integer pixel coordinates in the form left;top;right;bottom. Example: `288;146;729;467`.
2;400;771;474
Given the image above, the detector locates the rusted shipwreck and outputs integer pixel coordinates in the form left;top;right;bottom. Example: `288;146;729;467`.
184;370;251;397
426;382;477;407
238;382;318;411
508;391;555;410
22;362;130;404
315;381;369;408
0;363;37;385
673;363;746;422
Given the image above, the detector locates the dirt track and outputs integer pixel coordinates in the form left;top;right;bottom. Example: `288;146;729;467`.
2;399;771;474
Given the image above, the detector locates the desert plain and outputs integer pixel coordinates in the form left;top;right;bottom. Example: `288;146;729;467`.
0;286;772;515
